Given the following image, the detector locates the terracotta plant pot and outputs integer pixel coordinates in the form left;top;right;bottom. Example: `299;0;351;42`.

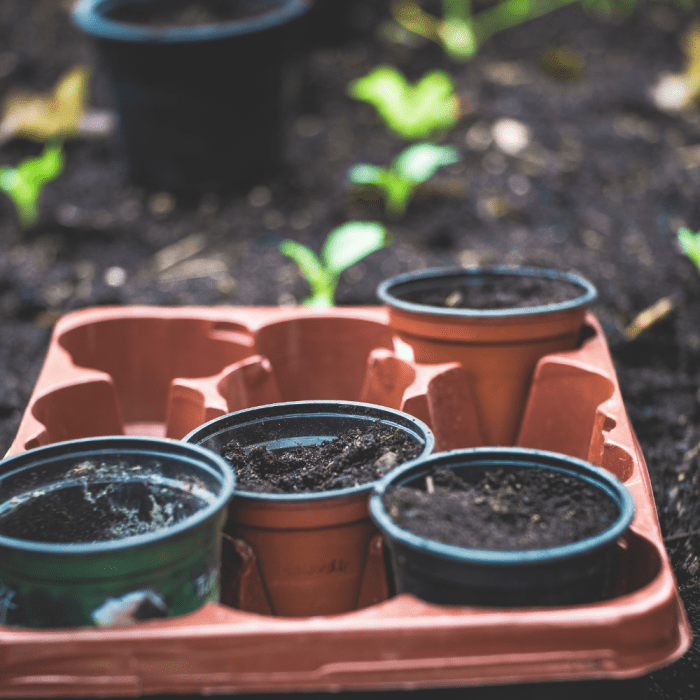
370;447;634;607
72;0;310;192
0;436;235;628
184;400;434;616
377;266;598;446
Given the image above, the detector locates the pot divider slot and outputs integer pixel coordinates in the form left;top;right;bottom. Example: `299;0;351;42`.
516;358;615;460
56;317;255;431
27;376;124;448
253;317;394;401
165;355;281;439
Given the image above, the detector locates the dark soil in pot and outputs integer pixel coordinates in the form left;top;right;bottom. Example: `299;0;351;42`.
398;273;586;310
108;0;278;28
382;466;620;551
0;475;208;543
223;420;423;493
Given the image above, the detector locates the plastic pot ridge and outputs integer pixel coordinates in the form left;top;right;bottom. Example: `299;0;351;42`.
184;400;434;616
377;266;598;446
0;436;235;628
370;447;635;607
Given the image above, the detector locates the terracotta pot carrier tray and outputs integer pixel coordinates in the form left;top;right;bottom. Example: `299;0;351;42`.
2;305;691;696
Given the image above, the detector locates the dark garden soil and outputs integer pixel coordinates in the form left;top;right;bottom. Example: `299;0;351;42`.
1;0;700;696
396;271;587;309
223;421;422;493
383;466;620;550
109;0;276;28
0;477;206;543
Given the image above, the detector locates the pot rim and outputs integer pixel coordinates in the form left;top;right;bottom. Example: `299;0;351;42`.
183;400;435;504
377;265;598;319
0;436;235;555
369;447;635;565
72;0;310;43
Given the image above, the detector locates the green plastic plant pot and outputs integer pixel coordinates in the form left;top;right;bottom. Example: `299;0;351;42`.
369;447;635;607
0;436;235;628
377;266;598;446
184;400;434;617
71;0;310;192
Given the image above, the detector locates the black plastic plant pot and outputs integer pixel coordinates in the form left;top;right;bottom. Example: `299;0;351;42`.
72;0;310;192
0;437;235;628
183;401;435;616
369;448;635;608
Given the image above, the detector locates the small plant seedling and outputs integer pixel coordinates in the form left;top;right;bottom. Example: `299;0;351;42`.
279;222;388;307
348;142;460;217
0;143;65;228
678;227;700;272
348;66;459;140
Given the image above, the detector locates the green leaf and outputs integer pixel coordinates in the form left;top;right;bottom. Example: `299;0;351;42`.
392;143;460;182
321;222;387;277
0;142;65;228
347;163;384;185
348;66;459;140
678;227;700;272
279;240;331;301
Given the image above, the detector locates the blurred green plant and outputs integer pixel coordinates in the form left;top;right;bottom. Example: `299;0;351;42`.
279;222;388;307
391;0;694;62
0;142;64;228
678;227;700;271
348;66;459;140
348;143;460;217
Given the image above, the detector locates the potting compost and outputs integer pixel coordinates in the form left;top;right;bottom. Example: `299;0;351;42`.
398;273;586;310
223;420;423;493
382;466;620;550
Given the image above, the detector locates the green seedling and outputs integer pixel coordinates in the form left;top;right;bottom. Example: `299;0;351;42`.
678;227;700;272
348;143;460;218
348;66;459;140
0;142;64;228
390;1;688;61
279;222;388;308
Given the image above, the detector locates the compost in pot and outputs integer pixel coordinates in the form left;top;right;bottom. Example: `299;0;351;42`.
223;420;423;494
108;0;276;27
399;273;587;311
0;460;211;543
382;465;620;551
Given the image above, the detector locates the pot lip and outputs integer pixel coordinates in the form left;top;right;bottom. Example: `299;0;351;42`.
72;0;310;43
183;399;435;504
377;265;598;319
0;436;235;555
369;447;635;565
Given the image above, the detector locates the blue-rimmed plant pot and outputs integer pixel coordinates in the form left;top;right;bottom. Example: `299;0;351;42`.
72;0;310;193
184;401;434;617
0;437;235;628
370;448;634;607
377;266;598;447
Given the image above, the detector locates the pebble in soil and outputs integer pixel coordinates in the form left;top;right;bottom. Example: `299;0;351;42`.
223;421;423;494
383;467;621;551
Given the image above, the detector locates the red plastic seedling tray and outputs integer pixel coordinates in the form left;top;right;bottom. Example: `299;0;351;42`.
1;306;691;697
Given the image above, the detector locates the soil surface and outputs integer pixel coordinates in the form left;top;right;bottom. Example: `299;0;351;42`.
1;0;700;695
383;466;620;550
223;421;422;493
0;479;205;543
393;271;587;309
109;0;277;28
